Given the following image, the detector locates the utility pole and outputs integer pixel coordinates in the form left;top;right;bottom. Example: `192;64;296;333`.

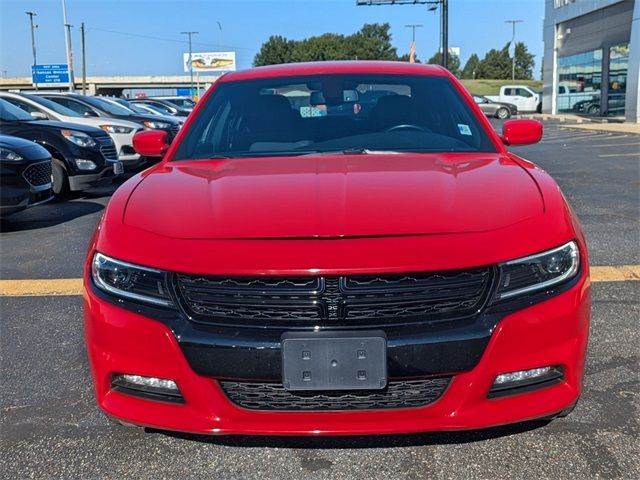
181;31;198;99
80;22;86;95
26;11;38;89
357;2;448;69
61;0;75;91
441;0;448;69
405;24;422;63
505;19;524;80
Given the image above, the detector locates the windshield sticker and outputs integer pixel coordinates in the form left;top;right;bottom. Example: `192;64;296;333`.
458;124;472;136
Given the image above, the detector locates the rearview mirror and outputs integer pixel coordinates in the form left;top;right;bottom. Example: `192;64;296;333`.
501;119;543;146
132;130;170;157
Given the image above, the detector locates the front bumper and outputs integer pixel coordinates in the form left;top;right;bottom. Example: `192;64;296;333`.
68;161;121;191
84;266;590;436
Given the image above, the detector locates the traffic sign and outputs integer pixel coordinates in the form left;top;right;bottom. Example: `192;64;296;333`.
31;64;70;85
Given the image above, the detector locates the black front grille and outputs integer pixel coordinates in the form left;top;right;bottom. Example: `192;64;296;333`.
96;135;118;160
22;161;52;187
219;377;451;411
175;268;493;328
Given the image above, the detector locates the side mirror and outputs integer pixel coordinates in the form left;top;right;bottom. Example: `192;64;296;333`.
132;130;170;157
83;110;98;117
501;119;543;146
30;111;48;120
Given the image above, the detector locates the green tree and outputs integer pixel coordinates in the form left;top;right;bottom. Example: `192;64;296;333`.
475;44;511;79
514;42;535;80
253;35;295;67
426;50;460;77
475;42;535;80
253;23;397;66
460;53;480;79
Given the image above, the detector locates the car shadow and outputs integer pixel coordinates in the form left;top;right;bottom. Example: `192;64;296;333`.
147;420;551;449
0;199;105;232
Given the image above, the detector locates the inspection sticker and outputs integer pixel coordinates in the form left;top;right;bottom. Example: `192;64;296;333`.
458;124;472;135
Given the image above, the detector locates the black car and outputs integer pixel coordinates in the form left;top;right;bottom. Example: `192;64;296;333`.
0;135;53;217
129;97;191;117
0;98;123;196
40;93;182;142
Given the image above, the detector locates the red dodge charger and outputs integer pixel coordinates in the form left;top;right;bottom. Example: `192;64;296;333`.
84;61;590;436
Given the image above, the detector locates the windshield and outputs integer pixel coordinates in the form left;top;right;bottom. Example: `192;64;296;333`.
0;98;34;121
174;74;495;160
84;96;134;116
24;94;82;117
164;97;194;109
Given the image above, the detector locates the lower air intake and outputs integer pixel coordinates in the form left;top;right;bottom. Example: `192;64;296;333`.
219;377;451;411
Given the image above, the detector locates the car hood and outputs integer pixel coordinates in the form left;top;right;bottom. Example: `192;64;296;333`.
123;153;544;239
21;119;108;135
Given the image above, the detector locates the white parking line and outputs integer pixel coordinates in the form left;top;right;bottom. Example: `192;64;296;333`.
598;153;640;158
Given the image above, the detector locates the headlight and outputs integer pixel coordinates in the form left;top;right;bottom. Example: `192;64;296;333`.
495;241;580;300
142;120;171;129
0;147;23;162
61;129;97;148
100;125;134;134
92;252;173;307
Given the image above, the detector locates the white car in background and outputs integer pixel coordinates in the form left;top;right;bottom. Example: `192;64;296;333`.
0;92;143;168
99;97;184;128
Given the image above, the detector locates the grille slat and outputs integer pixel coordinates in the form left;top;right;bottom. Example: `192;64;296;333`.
95;135;118;160
22;161;52;187
219;378;451;411
175;268;493;328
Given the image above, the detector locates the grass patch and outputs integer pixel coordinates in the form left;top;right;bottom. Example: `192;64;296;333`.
460;79;543;96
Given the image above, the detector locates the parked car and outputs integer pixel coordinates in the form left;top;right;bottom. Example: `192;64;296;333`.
0;135;53;217
472;94;517;119
101;97;184;127
486;85;542;113
38;93;182;167
0;98;122;195
129;97;192;117
0;92;143;169
85;61;589;436
572;94;626;116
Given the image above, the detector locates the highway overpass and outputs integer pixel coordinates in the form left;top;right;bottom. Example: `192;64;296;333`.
0;75;221;96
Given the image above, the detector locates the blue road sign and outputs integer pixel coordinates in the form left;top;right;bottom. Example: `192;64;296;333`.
32;64;70;85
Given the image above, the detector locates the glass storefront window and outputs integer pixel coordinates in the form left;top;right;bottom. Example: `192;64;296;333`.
609;44;629;116
557;49;602;114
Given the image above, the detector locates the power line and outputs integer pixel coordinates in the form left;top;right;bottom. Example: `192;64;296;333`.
86;26;255;51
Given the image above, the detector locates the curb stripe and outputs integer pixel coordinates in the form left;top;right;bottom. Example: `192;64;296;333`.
1;265;639;297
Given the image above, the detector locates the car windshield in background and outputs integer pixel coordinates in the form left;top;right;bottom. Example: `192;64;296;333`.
165;98;195;108
0;98;35;121
24;94;82;117
174;74;496;160
83;96;134;116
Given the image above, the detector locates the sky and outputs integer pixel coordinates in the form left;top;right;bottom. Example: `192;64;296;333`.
0;0;545;78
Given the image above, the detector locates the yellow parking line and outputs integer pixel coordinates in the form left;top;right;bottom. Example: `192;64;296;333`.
0;266;639;297
0;278;83;296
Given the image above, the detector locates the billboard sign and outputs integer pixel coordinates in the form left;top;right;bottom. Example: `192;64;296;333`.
183;51;236;72
31;64;70;85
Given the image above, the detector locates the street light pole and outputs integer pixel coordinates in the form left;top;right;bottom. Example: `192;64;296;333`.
441;0;448;69
61;0;75;91
26;11;38;89
181;31;198;99
80;22;86;95
505;19;524;80
405;24;422;63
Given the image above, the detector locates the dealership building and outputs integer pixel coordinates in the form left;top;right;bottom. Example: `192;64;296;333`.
542;0;639;122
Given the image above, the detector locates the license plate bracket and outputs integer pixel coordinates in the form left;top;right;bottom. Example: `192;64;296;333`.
113;162;124;175
281;331;387;391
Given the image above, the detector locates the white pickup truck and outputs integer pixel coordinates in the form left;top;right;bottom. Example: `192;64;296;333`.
486;85;542;113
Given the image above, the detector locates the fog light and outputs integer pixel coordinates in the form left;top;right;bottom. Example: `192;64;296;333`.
74;159;97;170
111;373;184;403
494;367;551;385
488;366;563;399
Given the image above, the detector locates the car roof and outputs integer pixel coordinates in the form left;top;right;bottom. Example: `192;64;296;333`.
219;61;448;83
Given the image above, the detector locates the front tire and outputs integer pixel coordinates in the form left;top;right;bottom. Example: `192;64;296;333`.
496;107;510;119
51;159;69;198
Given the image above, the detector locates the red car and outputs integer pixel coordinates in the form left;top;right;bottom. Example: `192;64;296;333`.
84;61;590;436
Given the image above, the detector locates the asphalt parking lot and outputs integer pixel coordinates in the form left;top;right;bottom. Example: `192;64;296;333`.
1;122;638;479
